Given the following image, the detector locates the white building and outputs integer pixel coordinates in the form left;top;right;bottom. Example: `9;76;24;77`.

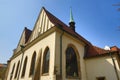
5;7;120;80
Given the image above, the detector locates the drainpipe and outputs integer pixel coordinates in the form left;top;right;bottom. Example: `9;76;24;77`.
109;52;120;80
56;24;64;80
17;45;25;80
60;30;64;79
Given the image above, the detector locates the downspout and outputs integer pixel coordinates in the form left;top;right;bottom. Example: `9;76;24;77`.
110;52;120;80
84;45;89;80
60;27;64;80
60;31;64;79
17;45;25;80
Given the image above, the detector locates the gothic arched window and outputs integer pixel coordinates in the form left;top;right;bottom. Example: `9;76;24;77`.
14;61;20;78
29;52;36;76
66;47;78;77
42;47;50;74
21;56;28;77
10;63;15;80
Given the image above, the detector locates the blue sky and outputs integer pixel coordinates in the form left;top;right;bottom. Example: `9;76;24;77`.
0;0;120;63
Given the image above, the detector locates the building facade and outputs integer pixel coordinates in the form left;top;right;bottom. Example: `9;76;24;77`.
5;7;120;80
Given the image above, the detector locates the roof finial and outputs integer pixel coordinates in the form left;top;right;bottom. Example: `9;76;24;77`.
70;7;74;23
69;7;75;32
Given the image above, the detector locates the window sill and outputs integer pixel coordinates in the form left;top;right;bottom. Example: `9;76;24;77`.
42;73;49;76
66;76;79;79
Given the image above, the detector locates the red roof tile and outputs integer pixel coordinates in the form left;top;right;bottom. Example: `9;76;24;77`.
110;46;119;51
24;7;120;58
0;64;7;68
43;7;91;45
43;7;120;58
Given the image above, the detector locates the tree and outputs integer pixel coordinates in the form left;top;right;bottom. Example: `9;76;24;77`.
0;67;7;80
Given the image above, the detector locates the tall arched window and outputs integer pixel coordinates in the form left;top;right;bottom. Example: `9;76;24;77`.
14;61;20;78
10;63;15;80
21;56;28;77
42;47;50;74
29;52;36;76
66;47;78;77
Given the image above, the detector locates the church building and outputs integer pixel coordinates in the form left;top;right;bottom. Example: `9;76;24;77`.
5;7;120;80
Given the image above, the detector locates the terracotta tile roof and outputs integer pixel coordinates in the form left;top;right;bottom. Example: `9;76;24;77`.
43;7;91;45
24;7;119;58
85;45;120;58
43;7;120;58
85;46;108;58
0;64;7;68
110;46;119;51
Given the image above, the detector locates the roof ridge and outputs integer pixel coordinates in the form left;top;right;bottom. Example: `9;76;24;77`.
43;7;91;45
43;7;68;27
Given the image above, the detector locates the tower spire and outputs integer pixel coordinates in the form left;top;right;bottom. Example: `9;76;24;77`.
69;7;75;32
70;7;74;23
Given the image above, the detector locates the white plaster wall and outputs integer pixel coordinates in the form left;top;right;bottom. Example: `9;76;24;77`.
20;33;55;80
7;32;56;80
85;56;120;80
7;54;22;80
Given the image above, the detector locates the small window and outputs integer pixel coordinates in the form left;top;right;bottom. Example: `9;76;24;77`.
29;52;36;76
42;47;50;74
14;61;20;78
21;56;28;78
96;77;105;80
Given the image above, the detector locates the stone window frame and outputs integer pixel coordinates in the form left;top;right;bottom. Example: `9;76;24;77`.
10;63;15;80
29;51;36;77
65;44;81;79
21;56;28;78
14;61;20;79
42;47;50;75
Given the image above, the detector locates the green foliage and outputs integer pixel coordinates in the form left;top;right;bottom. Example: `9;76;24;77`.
0;67;7;80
